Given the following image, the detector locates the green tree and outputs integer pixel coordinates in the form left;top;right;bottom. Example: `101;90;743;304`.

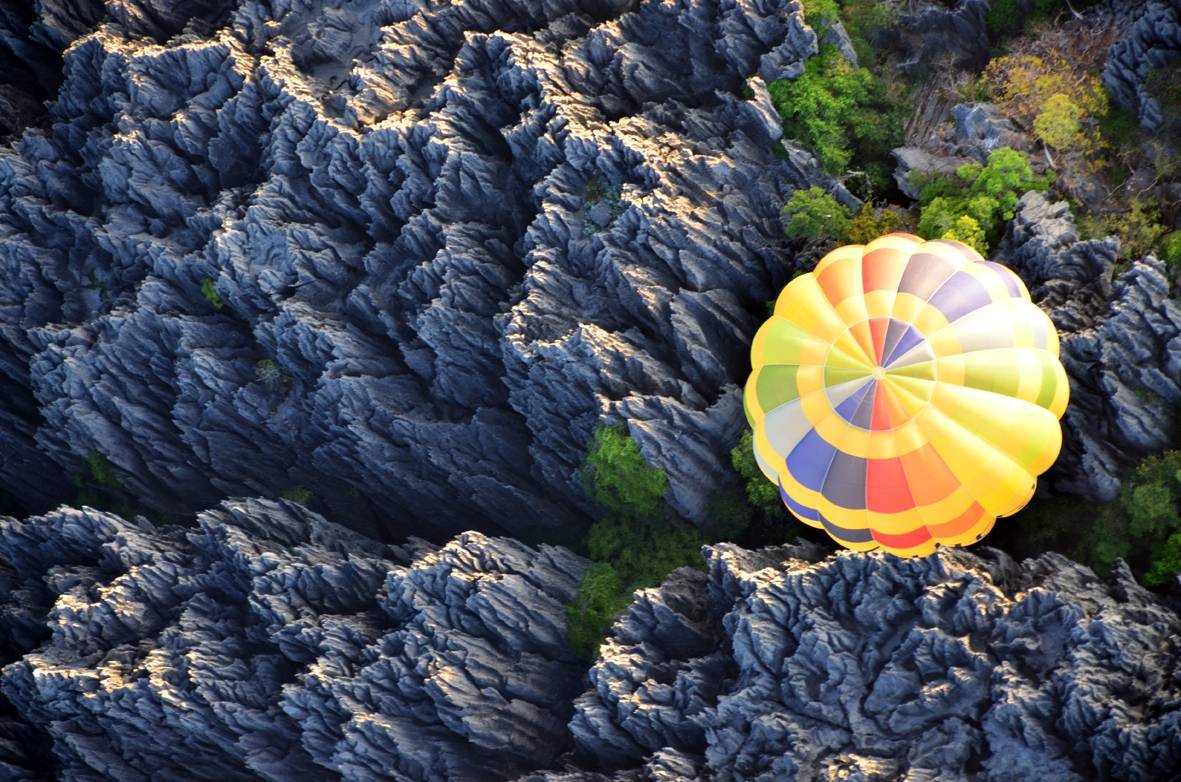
569;423;707;659
1034;93;1084;151
731;430;782;518
768;45;905;192
917;147;1051;253
200;278;224;310
783;187;851;243
941;215;988;255
583;424;668;520
565;562;629;659
847;202;908;244
1144;533;1181;587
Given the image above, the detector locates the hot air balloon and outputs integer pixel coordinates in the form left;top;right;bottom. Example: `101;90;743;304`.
743;233;1068;557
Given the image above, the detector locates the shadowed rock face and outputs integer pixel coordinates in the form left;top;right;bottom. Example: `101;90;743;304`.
0;0;815;540
3;502;1177;781
0;499;590;781
1000;191;1181;501
1103;0;1181;131
544;542;1181;782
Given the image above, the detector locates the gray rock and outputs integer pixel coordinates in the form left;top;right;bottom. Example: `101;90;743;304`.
951;102;1030;153
1000;191;1181;500
1103;0;1181;131
0;0;822;539
895;0;990;74
554;541;1181;781
891;146;974;200
820;19;858;69
0;499;590;781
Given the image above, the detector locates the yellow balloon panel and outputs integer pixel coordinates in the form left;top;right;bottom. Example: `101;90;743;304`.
744;234;1068;556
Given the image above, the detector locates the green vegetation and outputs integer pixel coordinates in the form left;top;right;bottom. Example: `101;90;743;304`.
281;486;314;505
731;430;783;519
86;449;119;489
72;449;131;515
255;358;291;392
768;45;905;193
1092;452;1181;587
941;215;988;253
1033;93;1085;151
1079;198;1169;262
582;424;668;521
200;278;224;310
847;203;908;244
567;424;705;659
1162;231;1181;275
783;187;851;243
1000;452;1181;589
915;147;1052;255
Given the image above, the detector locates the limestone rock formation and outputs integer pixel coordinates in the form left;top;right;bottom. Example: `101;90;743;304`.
550;541;1181;781
0;0;817;540
0;499;590;781
1103;0;1181;131
4;502;1178;781
1000;191;1181;500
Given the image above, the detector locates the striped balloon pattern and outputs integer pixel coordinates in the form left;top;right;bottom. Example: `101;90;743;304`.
744;233;1069;557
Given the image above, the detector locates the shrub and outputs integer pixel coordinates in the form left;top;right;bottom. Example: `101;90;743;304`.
802;0;840;31
200;278;224;310
847;202;908;244
569;424;702;659
583;424;668;520
1162;231;1181;273
1079;198;1167;262
983;53;1108;160
1093;451;1181;586
731;430;783;518
768;45;904;193
916;147;1051;254
565;562;629;659
783;187;851;243
1033;93;1085;151
255;359;291;392
86;449;119;488
1144;533;1181;587
281;486;314;505
941;215;988;255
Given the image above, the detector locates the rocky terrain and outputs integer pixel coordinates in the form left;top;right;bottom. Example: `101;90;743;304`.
0;499;591;780
1;0;1181;779
0;501;1177;781
0;0;1173;541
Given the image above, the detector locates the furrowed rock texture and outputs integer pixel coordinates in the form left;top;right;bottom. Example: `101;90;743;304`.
0;499;590;781
542;542;1181;782
0;0;816;539
1000;191;1181;501
1103;0;1181;131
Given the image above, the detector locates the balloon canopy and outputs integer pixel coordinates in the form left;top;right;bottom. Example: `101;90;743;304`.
744;233;1069;557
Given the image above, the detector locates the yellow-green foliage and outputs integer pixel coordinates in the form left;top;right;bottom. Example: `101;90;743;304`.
1079;198;1168;262
200;278;224;310
847;203;908;244
983;53;1108;164
941;215;988;255
916;147;1051;255
1033;93;1085;151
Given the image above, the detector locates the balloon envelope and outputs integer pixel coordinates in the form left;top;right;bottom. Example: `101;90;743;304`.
744;233;1068;556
